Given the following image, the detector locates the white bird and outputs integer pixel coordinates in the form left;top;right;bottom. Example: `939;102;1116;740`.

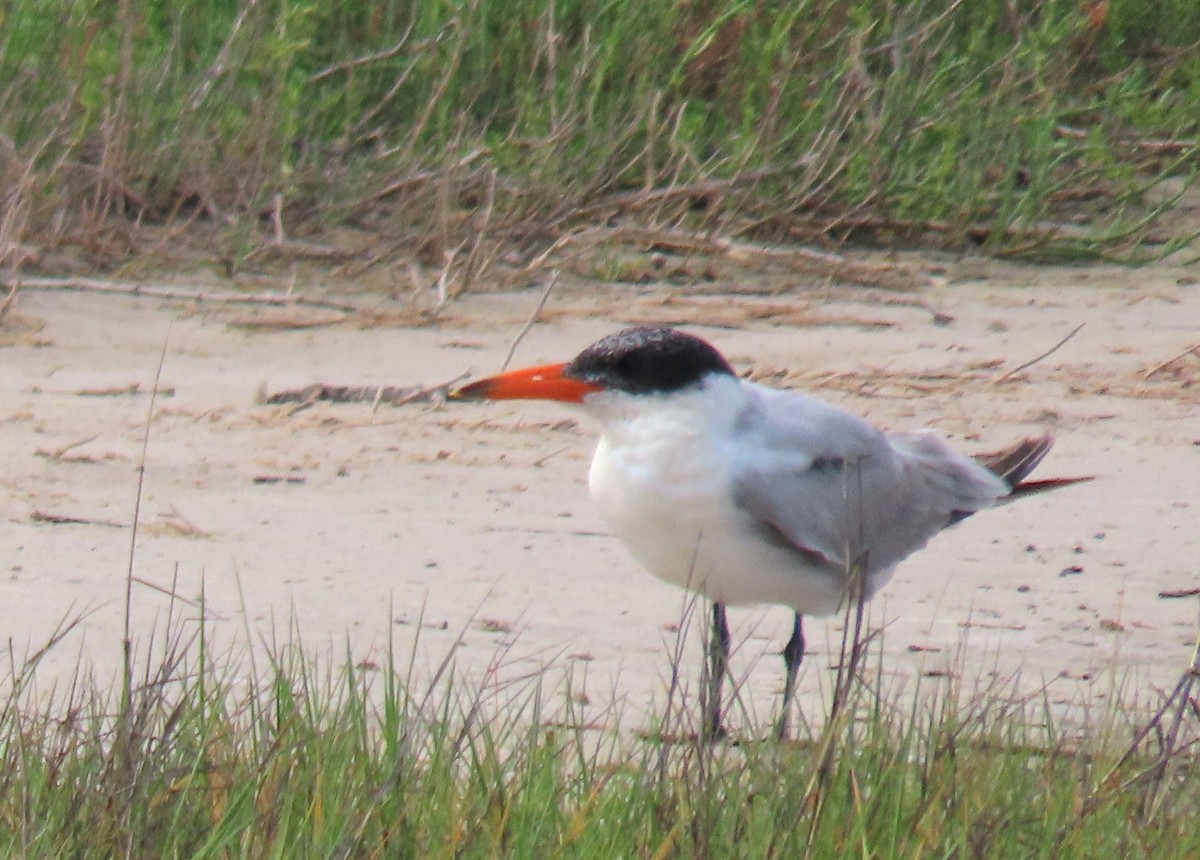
450;326;1088;739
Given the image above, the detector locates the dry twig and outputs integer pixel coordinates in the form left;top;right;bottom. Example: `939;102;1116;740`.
1159;588;1200;600
188;0;260;110
244;239;363;264
258;370;470;410
500;271;558;372
1109;635;1200;821
31;510;127;528
74;384;176;398
528;224;930;291
10;275;360;313
131;576;203;608
1055;124;1198;156
1142;342;1200;381
0;280;17;323
990;323;1085;385
308;21;416;82
36;434;100;461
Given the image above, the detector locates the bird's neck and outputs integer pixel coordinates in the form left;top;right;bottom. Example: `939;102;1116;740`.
583;375;747;449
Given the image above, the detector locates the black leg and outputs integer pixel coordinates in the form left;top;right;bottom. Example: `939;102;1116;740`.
776;613;805;740
703;601;730;741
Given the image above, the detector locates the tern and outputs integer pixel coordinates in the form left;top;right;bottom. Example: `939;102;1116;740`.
450;326;1087;739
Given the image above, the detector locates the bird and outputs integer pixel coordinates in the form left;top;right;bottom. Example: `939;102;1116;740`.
449;325;1089;740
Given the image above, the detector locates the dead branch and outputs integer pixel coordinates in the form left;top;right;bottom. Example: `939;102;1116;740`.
524;223;930;291
253;474;307;485
990;323;1085;385
1142;342;1200;381
500;271;558;372
9;275;361;314
1110;634;1200;821
308;21;416;82
225;313;344;333
360;152;486;208
625;225;929;291
155;503;209;538
1055;124;1198;156
31;510;127;529
1159;588;1200;600
388;369;471;408
131;576;203;608
457;168;499;297
74;384;176;398
244;239;364;263
258;370;470;409
566;167;786;220
188;0;260;111
36;434;99;461
259;383;404;406
0;280;17;323
806;211;1106;250
642;227;845;268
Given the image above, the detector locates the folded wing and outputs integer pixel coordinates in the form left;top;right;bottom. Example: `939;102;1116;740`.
730;386;1014;584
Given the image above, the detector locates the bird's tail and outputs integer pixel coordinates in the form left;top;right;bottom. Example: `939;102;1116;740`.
973;433;1092;500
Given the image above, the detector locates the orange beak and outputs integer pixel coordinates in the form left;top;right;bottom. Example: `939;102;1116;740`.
449;363;603;403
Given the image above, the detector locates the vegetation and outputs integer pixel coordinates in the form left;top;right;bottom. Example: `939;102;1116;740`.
4;4;1198;854
1;0;1199;281
1;605;1198;858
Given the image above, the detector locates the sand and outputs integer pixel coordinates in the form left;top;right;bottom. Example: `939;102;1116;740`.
2;254;1198;734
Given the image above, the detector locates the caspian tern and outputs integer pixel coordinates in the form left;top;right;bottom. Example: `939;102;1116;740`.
450;326;1087;739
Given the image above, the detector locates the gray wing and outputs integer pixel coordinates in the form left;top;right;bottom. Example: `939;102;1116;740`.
729;385;1009;581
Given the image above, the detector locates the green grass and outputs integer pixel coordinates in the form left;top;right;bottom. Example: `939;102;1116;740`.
1;0;1199;275
2;607;1198;858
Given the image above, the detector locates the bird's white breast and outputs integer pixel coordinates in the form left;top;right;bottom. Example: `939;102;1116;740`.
584;379;847;614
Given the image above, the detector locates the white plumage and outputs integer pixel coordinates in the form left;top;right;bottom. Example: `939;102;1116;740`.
451;326;1083;739
584;373;1009;615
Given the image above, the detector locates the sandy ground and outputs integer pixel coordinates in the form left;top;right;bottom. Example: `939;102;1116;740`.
2;254;1198;735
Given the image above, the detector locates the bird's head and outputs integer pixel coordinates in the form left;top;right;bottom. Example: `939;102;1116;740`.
449;326;737;406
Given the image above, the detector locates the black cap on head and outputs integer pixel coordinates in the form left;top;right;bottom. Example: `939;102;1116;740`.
563;326;736;395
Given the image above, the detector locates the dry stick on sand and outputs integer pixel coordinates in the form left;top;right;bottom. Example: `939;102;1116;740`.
36;434;100;461
257;370;471;412
500;271;559;372
990;322;1086;385
31;510;127;529
1142;342;1200;381
384;370;471;411
8;275;361;314
0;279;17;322
623;225;932;292
130;575;204;609
1159;587;1200;599
530;223;930;292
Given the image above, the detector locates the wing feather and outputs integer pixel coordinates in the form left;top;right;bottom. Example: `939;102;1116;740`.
729;386;1009;591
